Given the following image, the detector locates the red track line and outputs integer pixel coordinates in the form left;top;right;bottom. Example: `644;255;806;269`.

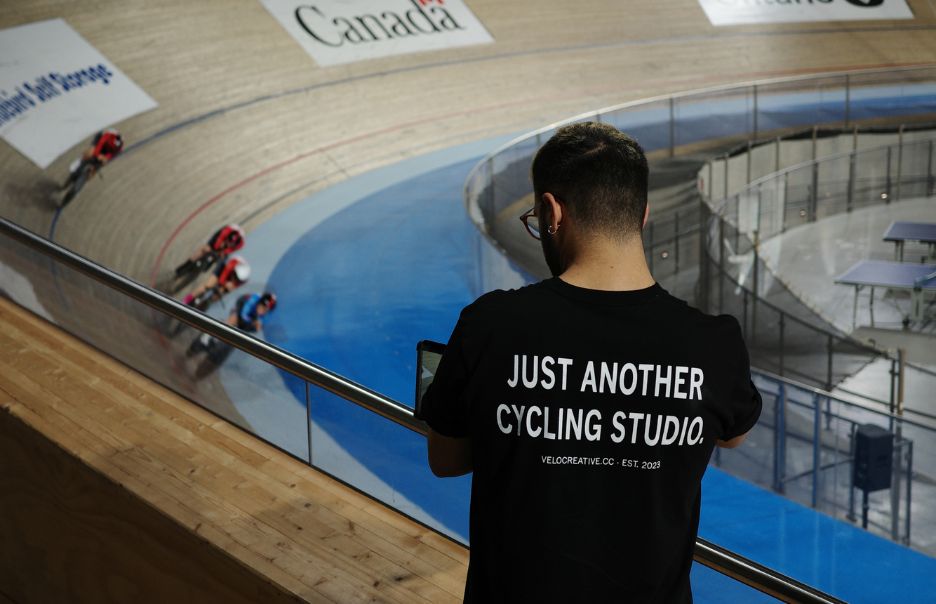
148;60;932;288
146;97;541;286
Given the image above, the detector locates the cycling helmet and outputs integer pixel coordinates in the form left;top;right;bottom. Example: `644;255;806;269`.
231;257;251;283
260;292;277;312
226;224;245;248
113;133;123;149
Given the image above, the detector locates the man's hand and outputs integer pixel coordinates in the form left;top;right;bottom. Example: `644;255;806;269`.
427;428;472;477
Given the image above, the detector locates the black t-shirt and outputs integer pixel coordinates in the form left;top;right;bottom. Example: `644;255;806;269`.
422;278;762;603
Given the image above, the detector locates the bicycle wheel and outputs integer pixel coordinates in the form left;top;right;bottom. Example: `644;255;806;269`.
61;165;91;208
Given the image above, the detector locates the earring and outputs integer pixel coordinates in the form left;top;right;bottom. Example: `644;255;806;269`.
547;224;559;235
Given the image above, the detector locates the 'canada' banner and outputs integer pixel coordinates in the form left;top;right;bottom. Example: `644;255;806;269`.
0;19;157;169
698;0;913;26
259;0;494;67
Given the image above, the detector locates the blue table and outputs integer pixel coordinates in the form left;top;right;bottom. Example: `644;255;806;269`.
835;260;936;328
883;221;936;262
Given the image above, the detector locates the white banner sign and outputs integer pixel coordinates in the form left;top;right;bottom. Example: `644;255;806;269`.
698;0;914;26
0;19;157;169
259;0;494;67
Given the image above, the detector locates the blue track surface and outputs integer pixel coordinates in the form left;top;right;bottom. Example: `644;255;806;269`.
266;157;491;538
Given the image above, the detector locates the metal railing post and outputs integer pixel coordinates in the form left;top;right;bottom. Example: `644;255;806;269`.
810;161;819;222
746;140;753;185
847;422;857;521
782;171;789;232
723;154;730;200
928;139;935;196
891;434;902;542
896;125;904;202
847;151;856;212
844;73;851;127
885;146;893;202
898;348;905;416
812;393;822;508
905;441;913;545
752;84;759;141
810;127;819;221
306;381;313;465
669;96;676;158
773;383;786;493
778;313;786;376
889;357;898;425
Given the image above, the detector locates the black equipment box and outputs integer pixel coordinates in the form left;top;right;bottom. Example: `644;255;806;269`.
853;424;893;492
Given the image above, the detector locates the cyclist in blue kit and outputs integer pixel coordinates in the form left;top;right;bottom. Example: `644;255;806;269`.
421;122;761;603
187;292;277;360
232;292;277;333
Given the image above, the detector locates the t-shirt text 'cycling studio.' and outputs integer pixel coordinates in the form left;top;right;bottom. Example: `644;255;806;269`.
497;354;707;447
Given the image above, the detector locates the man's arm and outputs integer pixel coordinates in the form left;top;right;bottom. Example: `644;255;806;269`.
427;428;472;477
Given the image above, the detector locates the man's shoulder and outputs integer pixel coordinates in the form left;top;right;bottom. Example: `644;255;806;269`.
655;291;740;330
462;281;548;315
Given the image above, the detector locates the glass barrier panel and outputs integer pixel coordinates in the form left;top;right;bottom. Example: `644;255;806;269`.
0;226;311;462
674;88;754;150
815;155;851;220
604;100;673;152
851;146;892;209
846;68;936;122
780;163;814;230
305;383;470;543
896;140;936;202
756;76;849;133
466;159;493;226
748;141;780;185
490;143;533;219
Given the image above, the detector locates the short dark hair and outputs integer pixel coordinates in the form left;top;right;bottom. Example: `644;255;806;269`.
531;122;648;239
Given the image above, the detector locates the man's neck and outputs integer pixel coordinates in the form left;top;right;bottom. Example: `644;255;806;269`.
558;236;655;292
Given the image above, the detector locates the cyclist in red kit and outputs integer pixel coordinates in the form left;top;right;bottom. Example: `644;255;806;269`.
174;224;246;278
183;255;250;311
60;128;124;207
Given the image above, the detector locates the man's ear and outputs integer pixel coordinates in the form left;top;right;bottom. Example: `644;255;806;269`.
542;192;563;233
642;201;650;229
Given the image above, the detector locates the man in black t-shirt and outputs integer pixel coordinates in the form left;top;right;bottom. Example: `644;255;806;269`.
421;122;762;603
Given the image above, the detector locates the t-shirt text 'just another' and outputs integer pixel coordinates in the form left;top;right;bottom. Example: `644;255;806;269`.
507;354;704;400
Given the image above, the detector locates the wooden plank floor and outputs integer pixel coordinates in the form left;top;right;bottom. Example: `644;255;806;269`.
0;296;468;603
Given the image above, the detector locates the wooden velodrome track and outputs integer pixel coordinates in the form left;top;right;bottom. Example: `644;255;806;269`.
3;1;936;601
2;0;936;279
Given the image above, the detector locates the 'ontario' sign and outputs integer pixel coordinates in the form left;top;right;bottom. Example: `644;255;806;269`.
259;0;494;66
0;19;157;169
698;0;914;25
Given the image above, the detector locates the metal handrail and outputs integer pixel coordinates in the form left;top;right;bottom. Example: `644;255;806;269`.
755;367;936;432
465;64;936;189
695;538;845;604
1;216;844;603
711;136;936;208
0;218;425;436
